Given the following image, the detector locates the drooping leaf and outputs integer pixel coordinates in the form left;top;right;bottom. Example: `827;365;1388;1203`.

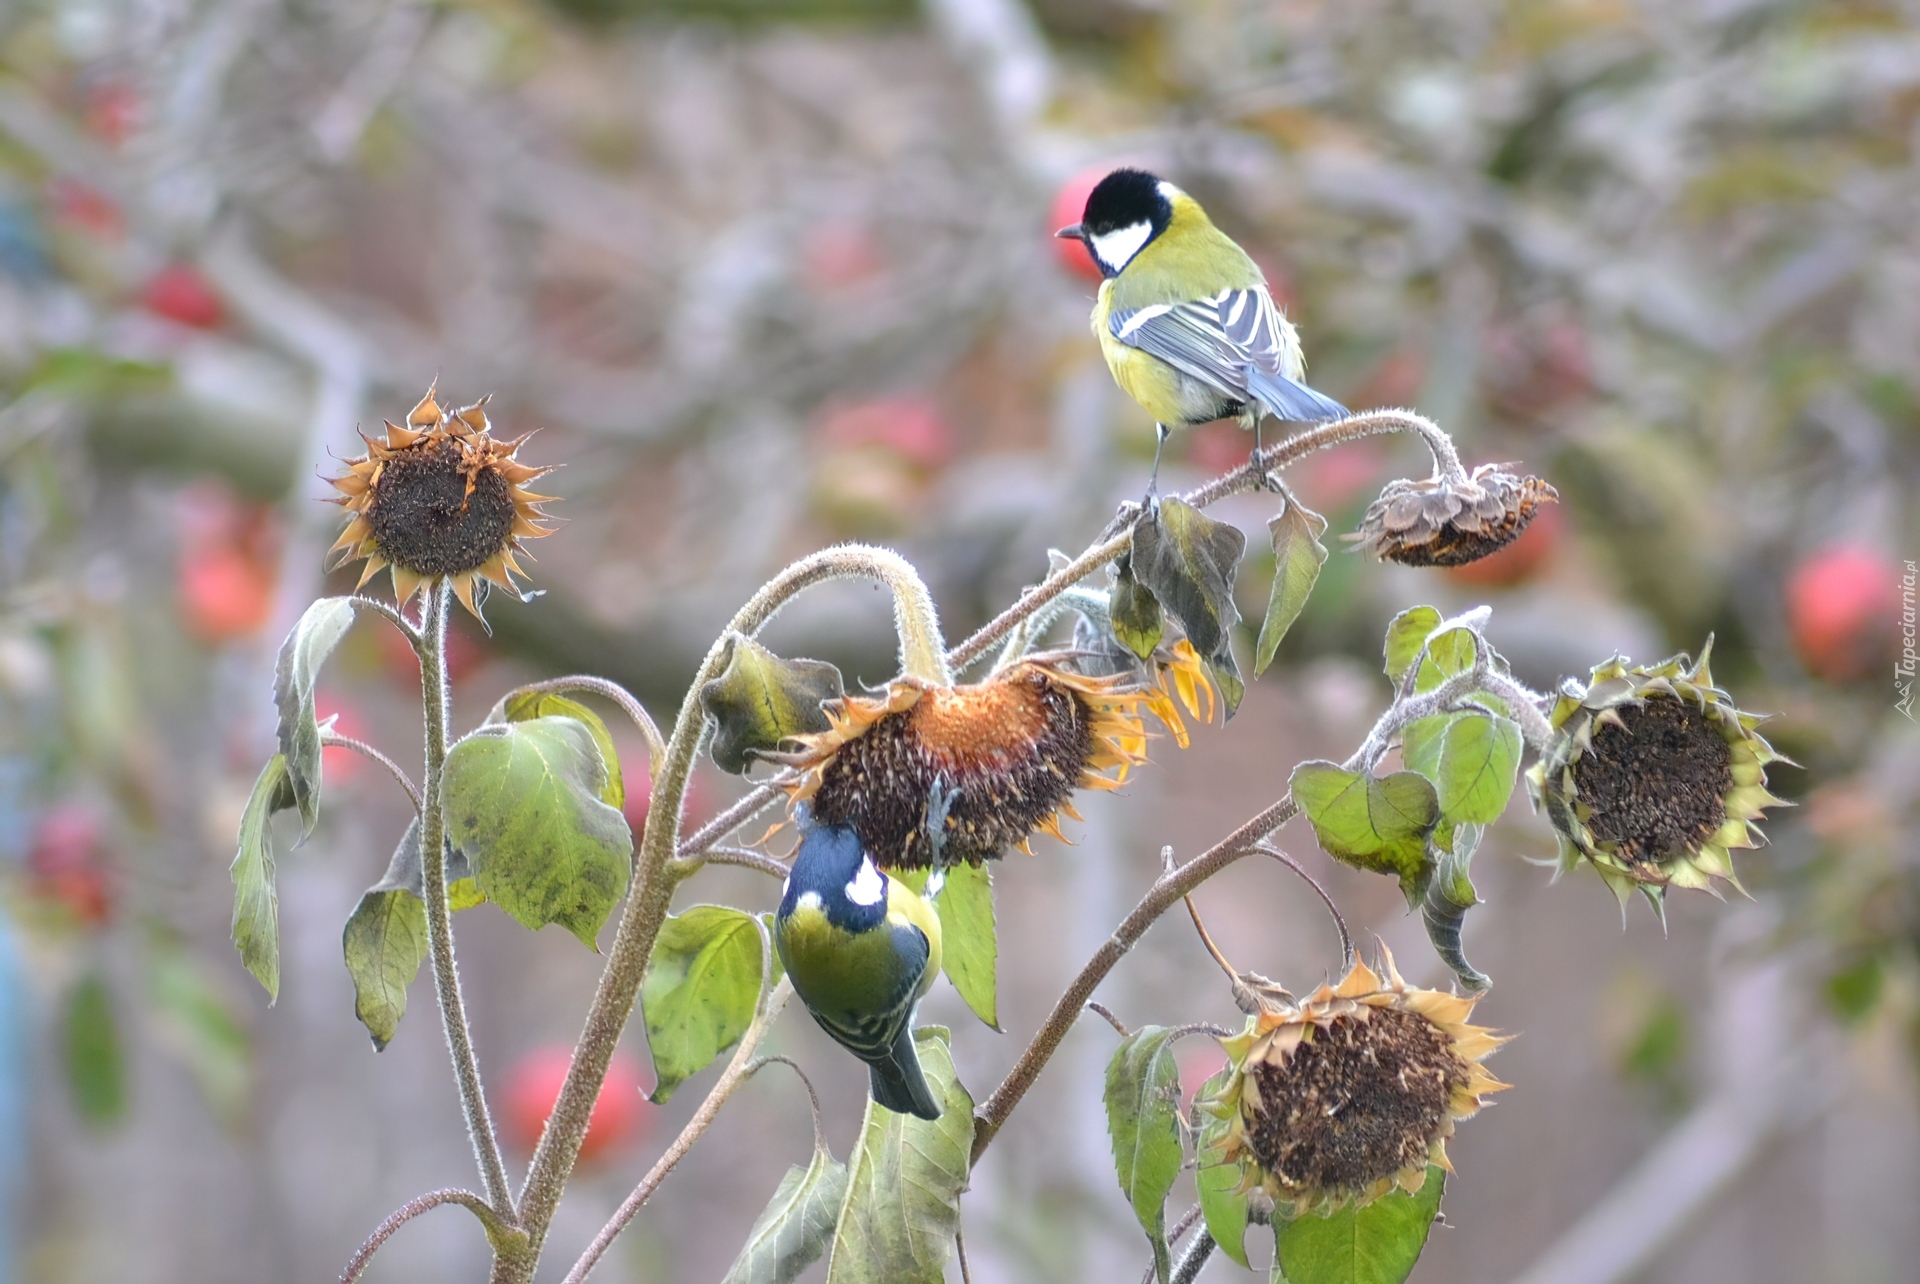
1194;1067;1251;1269
1382;607;1500;697
376;814;483;910
1209;655;1246;719
147;943;251;1129
343;889;429;1051
825;1027;973;1284
935;863;997;1030
64;971;126;1126
1110;558;1164;661
1400;713;1522;826
443;716;633;948
1255;493;1328;676
642;905;764;1103
721;1143;850;1284
1423;824;1489;992
274;597;358;839
1104;1026;1184;1283
1131;498;1247;688
701;635;844;774
498;689;625;809
1288;763;1439;902
1273;1167;1445;1284
231;754;295;1001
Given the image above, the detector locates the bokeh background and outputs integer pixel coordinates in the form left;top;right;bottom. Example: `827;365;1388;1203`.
1;0;1917;1280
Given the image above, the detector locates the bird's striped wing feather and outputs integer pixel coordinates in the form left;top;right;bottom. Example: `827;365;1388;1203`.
813;921;929;1060
1111;288;1345;423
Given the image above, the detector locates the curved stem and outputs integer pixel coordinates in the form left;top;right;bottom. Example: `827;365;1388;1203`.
320;731;420;811
350;593;423;647
341;1189;520;1283
675;843;790;880
1257;408;1466;483
512;547;934;1278
513;675;667;767
969;792;1300;1165
417;582;515;1217
677;781;785;862
746;1054;827;1155
1253;842;1353;970
1086;1002;1131;1038
562;979;793;1284
1480;670;1558;752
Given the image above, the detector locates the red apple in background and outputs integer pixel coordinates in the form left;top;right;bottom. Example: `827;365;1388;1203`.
313;691;369;784
1049;168;1109;284
1787;545;1898;682
1447;500;1564;588
143;264;224;329
176;486;281;642
29;804;113;926
503;1046;647;1162
816;397;955;472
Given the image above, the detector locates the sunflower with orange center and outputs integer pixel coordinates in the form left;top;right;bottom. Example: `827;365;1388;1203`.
327;386;556;618
779;641;1213;869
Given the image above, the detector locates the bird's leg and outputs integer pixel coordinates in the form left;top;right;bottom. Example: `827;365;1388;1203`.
1250;415;1277;491
923;776;960;897
1142;424;1171;510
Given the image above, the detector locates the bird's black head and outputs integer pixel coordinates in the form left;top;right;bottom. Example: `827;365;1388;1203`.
1057;168;1173;278
780;823;889;933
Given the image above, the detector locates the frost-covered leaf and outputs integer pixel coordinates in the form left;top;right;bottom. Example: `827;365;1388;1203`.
444;717;632;947
273;597;357;839
701;635;844;774
642;905;764;1102
825;1028;973;1284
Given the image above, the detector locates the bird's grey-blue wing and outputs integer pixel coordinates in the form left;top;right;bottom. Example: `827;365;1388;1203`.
1110;288;1346;423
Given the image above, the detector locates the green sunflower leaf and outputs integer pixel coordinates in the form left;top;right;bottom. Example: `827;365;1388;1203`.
1400;712;1522;826
935;864;997;1030
273;596;358;839
1255;491;1329;677
497;689;626;808
1131;498;1247;711
1104;1025;1184;1284
825;1027;974;1284
1289;762;1439;902
641;905;764;1103
231;753;295;1001
701;634;845;775
721;1141;850;1284
1195;1066;1251;1268
444;716;632;948
1110;558;1165;660
1273;1167;1445;1284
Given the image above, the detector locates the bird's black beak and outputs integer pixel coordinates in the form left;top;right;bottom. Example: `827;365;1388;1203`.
1055;223;1085;241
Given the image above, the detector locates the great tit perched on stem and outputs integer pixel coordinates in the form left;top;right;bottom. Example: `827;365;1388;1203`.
1056;168;1348;495
773;821;945;1120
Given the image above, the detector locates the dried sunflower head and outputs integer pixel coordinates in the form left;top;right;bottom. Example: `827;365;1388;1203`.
1199;949;1507;1217
780;653;1209;869
1346;465;1556;568
1526;639;1787;912
327;385;555;618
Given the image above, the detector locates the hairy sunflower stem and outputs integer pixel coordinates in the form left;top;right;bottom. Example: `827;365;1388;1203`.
563;975;795;1284
340;1188;521;1283
417;582;514;1217
1170;1230;1217;1284
672;843;790;881
1479;670;1559;752
1254;408;1467;484
677;780;786;862
510;547;941;1279
350;593;423;647
969;792;1300;1164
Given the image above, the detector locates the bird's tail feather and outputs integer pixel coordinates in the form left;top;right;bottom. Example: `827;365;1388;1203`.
1248;367;1347;423
867;1024;941;1121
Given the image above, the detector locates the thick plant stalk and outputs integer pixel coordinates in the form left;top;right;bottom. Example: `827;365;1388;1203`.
417;582;515;1217
502;546;948;1280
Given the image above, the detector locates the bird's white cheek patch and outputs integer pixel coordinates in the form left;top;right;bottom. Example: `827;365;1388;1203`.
1090;221;1153;274
796;890;824;914
844;857;886;907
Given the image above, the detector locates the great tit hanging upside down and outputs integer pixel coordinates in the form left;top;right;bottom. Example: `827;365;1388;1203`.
773;822;945;1120
1056;168;1348;494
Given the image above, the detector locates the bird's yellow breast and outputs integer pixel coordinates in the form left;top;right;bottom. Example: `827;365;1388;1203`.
1092;283;1237;428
